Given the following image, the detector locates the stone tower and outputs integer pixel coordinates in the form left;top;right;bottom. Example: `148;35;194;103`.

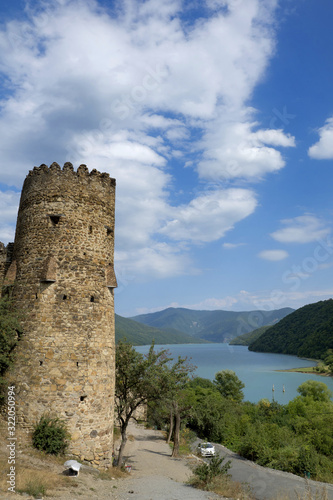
2;162;117;467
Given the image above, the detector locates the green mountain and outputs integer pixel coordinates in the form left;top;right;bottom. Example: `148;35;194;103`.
131;307;294;343
229;325;270;346
115;314;205;346
249;299;333;359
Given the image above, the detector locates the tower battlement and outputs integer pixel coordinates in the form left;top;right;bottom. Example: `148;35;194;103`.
26;162;115;184
20;162;116;211
3;163;117;468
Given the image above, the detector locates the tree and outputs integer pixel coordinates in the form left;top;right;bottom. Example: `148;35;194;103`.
114;340;193;466
213;370;244;402
324;349;333;374
296;380;333;402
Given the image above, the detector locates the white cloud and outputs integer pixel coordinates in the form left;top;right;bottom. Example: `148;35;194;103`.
271;215;330;244
198;120;295;181
159;188;257;243
308;117;333;159
115;243;192;279
258;249;289;261
223;242;246;249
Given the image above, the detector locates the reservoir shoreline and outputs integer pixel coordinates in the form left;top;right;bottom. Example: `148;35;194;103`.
136;343;333;403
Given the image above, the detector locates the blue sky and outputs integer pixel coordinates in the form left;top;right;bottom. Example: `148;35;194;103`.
1;0;333;317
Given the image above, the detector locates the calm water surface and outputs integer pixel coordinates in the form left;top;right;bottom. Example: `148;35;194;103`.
136;343;333;404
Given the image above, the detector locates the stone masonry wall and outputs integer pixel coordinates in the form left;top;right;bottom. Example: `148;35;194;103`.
2;162;117;467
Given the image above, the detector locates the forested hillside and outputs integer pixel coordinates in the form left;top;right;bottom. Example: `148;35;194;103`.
132;307;294;343
249;299;333;359
229;325;270;346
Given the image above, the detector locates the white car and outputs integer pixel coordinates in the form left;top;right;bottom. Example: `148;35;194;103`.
198;442;215;457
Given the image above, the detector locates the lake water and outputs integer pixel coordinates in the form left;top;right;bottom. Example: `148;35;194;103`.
135;343;333;404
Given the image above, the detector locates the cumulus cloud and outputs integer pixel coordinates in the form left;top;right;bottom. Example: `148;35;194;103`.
160;189;257;243
198;120;295;180
0;0;293;277
258;249;289;261
308;117;333;159
271;215;330;244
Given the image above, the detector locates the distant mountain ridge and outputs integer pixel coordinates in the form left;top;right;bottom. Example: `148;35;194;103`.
249;299;333;359
131;306;294;343
115;314;206;346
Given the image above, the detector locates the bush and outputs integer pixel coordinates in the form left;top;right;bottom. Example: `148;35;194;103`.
295;445;319;478
32;415;70;455
192;455;231;488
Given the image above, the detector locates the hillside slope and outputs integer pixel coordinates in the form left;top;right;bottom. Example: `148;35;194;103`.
249;299;333;359
115;314;205;345
132;307;294;343
229;325;270;346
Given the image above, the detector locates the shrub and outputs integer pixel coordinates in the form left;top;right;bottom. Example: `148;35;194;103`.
192;455;231;488
295;445;319;478
32;415;70;455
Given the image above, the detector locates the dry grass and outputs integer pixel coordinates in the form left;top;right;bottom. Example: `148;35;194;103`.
208;475;255;499
295;480;329;500
0;415;75;498
98;466;128;481
272;480;329;500
198;477;330;500
0;462;75;497
188;472;255;500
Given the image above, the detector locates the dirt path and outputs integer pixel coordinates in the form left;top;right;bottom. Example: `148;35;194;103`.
109;421;222;500
119;420;194;480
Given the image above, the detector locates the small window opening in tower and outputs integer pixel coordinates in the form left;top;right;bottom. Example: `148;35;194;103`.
89;225;93;234
35;293;38;300
49;215;61;226
90;296;95;303
77;362;79;367
80;395;87;402
39;361;43;366
63;294;67;300
105;226;113;236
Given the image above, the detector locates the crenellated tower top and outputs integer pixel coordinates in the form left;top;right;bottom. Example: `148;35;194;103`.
26;162;116;183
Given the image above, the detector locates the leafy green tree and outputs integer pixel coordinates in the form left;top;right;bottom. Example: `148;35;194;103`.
187;376;216;390
159;358;195;457
115;341;193;466
213;369;244;402
296;380;332;402
324;349;333;374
